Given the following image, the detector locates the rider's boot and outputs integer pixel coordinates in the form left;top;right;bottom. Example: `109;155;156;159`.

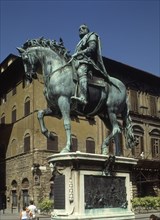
71;76;88;105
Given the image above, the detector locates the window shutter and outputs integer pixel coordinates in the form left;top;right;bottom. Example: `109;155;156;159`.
24;100;30;116
86;139;95;153
47;135;58;151
24;135;30;152
12;109;16;123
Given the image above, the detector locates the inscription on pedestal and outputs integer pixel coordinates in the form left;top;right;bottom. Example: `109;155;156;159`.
54;175;65;209
84;175;127;209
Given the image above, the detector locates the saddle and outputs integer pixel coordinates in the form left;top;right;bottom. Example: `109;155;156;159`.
88;76;106;87
71;74;108;117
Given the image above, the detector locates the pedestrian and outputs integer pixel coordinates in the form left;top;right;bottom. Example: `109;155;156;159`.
149;214;160;220
20;206;28;220
27;200;37;220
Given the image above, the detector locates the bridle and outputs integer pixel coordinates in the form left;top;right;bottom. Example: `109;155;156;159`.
24;52;38;81
24;50;74;83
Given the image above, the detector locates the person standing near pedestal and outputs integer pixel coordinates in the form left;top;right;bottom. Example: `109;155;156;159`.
149;214;160;220
20;206;28;220
27;200;37;220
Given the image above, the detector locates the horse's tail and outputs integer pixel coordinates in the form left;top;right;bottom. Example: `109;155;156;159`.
122;99;135;149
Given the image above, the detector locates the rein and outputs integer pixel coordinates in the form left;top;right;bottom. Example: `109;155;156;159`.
45;57;74;79
35;56;74;84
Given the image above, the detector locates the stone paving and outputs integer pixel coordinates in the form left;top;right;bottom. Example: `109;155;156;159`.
0;210;50;220
0;209;160;220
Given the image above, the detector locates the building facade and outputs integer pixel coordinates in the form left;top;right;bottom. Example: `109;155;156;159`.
0;54;160;210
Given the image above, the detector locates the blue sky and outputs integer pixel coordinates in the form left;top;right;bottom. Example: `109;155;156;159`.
1;0;160;76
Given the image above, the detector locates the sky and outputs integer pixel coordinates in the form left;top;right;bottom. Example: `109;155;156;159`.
0;0;160;77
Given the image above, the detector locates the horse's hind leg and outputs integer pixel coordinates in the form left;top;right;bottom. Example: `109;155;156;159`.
37;108;54;139
99;115;111;155
108;112;122;156
100;112;121;155
121;103;135;149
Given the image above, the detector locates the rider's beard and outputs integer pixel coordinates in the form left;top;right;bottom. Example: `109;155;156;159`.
79;33;86;39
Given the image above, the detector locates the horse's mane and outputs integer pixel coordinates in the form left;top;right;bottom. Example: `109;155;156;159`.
22;37;71;61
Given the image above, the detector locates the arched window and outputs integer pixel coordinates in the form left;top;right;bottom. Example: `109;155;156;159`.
24;97;30;116
22;178;29;188
71;135;78;152
47;132;58;152
86;137;95;153
21;178;29;206
11;180;18;189
24;133;30;152
12;105;16;123
149;129;160;159
132;125;144;158
11;180;18;206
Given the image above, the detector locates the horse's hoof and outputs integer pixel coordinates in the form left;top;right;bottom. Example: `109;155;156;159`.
60;148;70;154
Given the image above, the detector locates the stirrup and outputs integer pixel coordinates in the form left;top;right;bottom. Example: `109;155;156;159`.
71;96;87;105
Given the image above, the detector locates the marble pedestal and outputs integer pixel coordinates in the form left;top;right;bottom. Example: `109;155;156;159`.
48;152;137;220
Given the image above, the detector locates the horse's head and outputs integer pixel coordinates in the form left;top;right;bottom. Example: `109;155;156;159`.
17;47;38;83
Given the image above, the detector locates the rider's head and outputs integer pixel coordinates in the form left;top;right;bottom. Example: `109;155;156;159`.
79;24;90;39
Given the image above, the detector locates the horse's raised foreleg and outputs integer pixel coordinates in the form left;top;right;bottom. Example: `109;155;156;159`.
58;96;72;153
37;108;54;139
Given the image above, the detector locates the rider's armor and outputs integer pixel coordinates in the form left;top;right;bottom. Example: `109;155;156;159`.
71;32;110;105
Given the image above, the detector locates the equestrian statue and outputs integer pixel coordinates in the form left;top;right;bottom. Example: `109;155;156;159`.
17;24;135;156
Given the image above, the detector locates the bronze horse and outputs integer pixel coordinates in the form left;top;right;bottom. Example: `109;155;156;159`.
17;38;135;155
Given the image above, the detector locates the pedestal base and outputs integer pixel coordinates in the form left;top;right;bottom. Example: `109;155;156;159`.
48;152;137;220
51;209;135;220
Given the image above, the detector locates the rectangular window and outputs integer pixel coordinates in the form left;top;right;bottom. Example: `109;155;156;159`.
12;191;17;207
130;90;138;113
86;139;95;153
151;138;160;158
150;96;157;116
1;116;5;124
12;109;16;123
24;136;30;152
24;101;30;116
22;190;29;207
71;137;78;152
132;135;143;158
47;136;58;151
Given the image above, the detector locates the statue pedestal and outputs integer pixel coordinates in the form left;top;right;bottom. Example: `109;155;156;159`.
48;152;137;220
